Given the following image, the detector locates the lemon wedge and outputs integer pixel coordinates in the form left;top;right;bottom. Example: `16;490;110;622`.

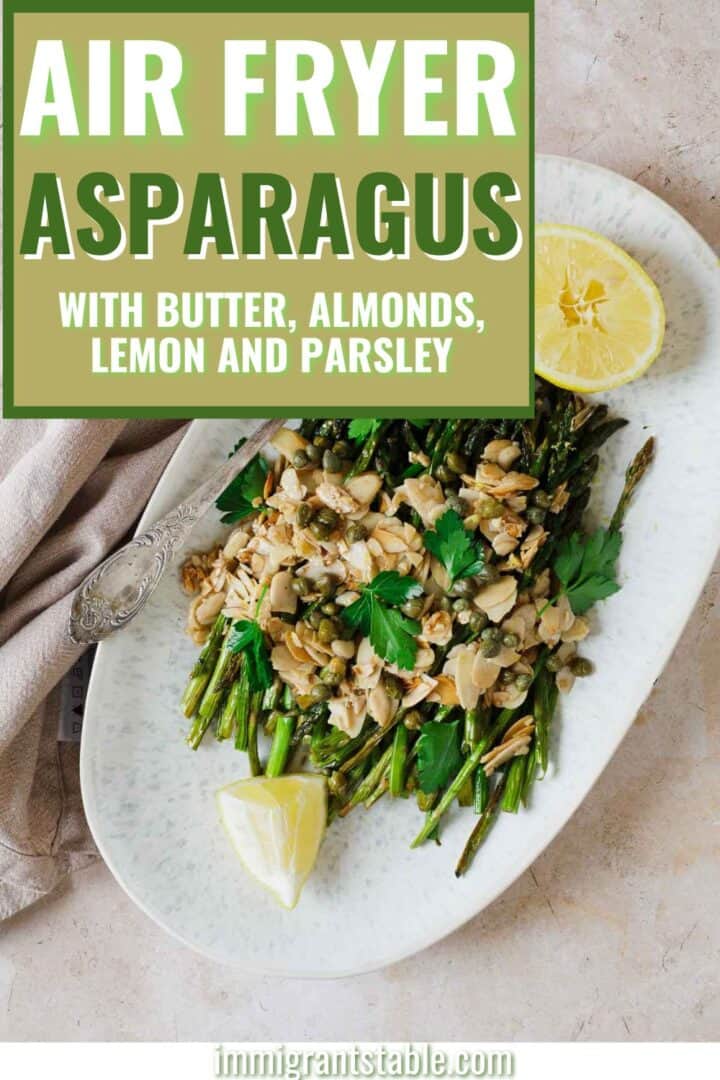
216;774;327;910
535;223;665;392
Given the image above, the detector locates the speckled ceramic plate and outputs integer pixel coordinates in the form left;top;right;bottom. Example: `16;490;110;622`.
81;156;720;976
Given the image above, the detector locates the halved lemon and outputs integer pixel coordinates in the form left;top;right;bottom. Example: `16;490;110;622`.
535;223;665;392
216;774;326;910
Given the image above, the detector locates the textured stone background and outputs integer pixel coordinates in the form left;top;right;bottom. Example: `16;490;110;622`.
1;0;718;1042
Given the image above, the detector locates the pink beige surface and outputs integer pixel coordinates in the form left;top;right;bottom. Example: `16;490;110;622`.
1;0;718;1040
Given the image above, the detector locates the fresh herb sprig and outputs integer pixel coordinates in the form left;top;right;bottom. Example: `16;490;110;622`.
552;527;622;615
416;716;463;793
341;570;422;671
215;441;268;525
423;509;485;585
227;619;273;692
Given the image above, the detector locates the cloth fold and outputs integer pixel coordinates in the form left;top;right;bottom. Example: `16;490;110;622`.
0;418;187;920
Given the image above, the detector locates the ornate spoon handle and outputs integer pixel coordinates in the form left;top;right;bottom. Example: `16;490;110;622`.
69;418;285;645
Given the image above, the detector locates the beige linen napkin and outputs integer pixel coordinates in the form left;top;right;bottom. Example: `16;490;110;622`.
0;419;187;919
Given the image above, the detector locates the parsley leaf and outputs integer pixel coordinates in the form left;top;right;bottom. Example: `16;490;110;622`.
215;450;268;525
341;570;422;670
553;528;622;615
416;717;463;794
348;418;381;442
227;619;273;692
423;509;485;585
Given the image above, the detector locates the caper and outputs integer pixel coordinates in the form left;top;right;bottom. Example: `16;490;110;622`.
321;601;339;617
451;577;476;598
532;488;551;509
446;494;465;515
480;638;501;658
481;626;503;643
305;442;322;463
435;464;454;485
315;573;335;597
437;595;453;612
323;450;342;473
328;770;348;797
500;669;516;685
307;609;323;630
318;618;338;645
292;449;309;469
526;506;547;526
404;709;423;731
453;597;470;613
313;435;330;450
475;495;505;519
446;451;468;475
345;521;367;543
310;682;332;703
502;631;520;649
310;520;332;540
316;506;339;527
384;674;404;700
401;596;425;619
570;656;594;677
291;575;310;596
476;564;501;585
468;610;489;634
320;657;346;685
545;651;564;673
332;440;351;459
514;673;532;691
296;502;314;528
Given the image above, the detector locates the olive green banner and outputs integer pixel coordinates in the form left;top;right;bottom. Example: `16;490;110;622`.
4;1;533;417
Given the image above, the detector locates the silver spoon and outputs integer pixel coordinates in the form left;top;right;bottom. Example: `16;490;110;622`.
69;418;285;645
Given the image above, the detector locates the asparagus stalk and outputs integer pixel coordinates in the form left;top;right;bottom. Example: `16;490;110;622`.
247;692;263;776
455;776;506;877
389;724;408;797
181;614;227;718
217;678;242;741
610;437;655;533
234;661;251;751
501;754;527;814
338;745;394;815
265;713;296;777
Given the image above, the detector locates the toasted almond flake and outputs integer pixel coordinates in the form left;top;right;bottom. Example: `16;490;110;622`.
328;694;367;738
474;576;518;623
481;737;531;776
429;674;460;706
223;530;249;561
269;570;298;615
483;439;516;465
556;666;576;694
344;472;382;507
455;645;481;710
195;591;226;626
331;639;356;660
368;683;398;728
471;653;501;692
400;475;446;527
520;525;548;568
316;481;359;516
402;674;437;709
421;609;453;646
271;427;308;459
562;616;590;643
550;483;570;513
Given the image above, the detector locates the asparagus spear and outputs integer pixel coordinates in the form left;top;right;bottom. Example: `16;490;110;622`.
610;437;655;532
455;776;506;877
389;724;408;797
181;614;227;718
234;662;251;751
265;713;296;777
